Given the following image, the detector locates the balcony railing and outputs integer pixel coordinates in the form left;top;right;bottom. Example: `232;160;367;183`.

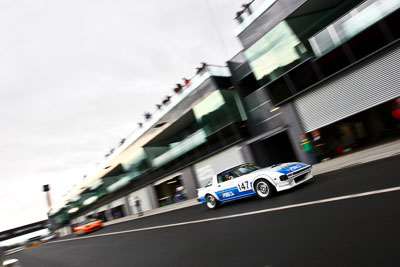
235;0;278;35
152;129;207;167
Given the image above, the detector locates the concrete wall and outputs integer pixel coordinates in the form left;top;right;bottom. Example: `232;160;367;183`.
239;142;256;164
281;102;313;164
147;186;159;209
179;166;198;199
128;186;155;215
56;226;72;237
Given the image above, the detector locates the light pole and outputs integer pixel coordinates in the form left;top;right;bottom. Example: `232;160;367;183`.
43;184;52;213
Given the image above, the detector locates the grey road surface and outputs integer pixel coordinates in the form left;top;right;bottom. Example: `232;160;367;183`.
14;155;400;267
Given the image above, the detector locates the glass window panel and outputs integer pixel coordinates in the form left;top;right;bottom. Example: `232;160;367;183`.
121;148;149;174
267;77;293;103
244;21;308;85
194;90;244;136
333;13;353;42
380;0;400;12
310;0;400;57
343;2;385;38
152;129;207;167
193;91;225;120
313;29;336;57
288;61;319;93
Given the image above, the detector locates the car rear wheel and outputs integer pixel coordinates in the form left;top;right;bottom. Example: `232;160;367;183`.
206;194;219;209
255;180;272;199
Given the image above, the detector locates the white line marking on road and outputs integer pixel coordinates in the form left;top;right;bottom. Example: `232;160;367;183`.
48;186;400;244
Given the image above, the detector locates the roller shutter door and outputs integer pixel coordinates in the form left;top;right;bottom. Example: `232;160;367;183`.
294;46;400;133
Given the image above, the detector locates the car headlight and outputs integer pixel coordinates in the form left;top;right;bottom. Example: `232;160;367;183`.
279;175;288;181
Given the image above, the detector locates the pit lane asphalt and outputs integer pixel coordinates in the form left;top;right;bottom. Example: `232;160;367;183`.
15;155;400;266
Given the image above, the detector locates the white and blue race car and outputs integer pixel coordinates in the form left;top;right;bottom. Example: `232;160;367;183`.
197;162;312;209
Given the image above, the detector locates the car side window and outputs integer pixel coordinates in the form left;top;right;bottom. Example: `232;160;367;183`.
234;164;260;176
217;171;236;183
236;167;248;176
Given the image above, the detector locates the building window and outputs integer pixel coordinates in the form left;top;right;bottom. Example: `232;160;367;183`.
309;0;400;57
244;21;308;86
193;90;246;136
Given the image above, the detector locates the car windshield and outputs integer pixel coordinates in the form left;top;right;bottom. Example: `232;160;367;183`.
233;164;261;176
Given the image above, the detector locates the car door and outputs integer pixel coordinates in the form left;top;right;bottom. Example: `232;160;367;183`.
215;171;237;201
232;166;256;197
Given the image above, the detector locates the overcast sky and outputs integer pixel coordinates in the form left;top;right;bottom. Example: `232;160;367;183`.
0;0;245;232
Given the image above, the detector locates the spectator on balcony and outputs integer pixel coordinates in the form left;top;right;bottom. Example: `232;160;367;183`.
196;62;208;74
162;95;171;105
242;0;254;15
235;10;244;23
144;112;152;120
174;83;183;94
183;77;191;87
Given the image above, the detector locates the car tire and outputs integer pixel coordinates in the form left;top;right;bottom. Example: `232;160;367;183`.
255;179;273;199
205;194;219;209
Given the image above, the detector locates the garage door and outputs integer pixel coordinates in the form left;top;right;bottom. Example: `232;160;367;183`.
294;45;400;133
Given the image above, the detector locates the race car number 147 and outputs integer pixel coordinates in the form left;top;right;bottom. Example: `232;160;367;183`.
237;181;250;192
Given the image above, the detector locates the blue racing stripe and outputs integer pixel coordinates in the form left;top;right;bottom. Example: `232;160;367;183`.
216;186;256;202
277;163;308;174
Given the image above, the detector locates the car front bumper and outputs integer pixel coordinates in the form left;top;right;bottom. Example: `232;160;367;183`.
197;196;206;203
275;171;313;192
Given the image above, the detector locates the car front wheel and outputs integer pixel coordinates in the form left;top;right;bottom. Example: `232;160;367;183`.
206;194;219;209
255;180;272;199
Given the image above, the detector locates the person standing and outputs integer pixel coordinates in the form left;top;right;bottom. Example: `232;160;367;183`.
183;77;191;87
242;1;255;15
300;134;317;164
174;83;183;94
135;196;143;217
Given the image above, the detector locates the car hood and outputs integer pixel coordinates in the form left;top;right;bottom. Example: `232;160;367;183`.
259;162;309;175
